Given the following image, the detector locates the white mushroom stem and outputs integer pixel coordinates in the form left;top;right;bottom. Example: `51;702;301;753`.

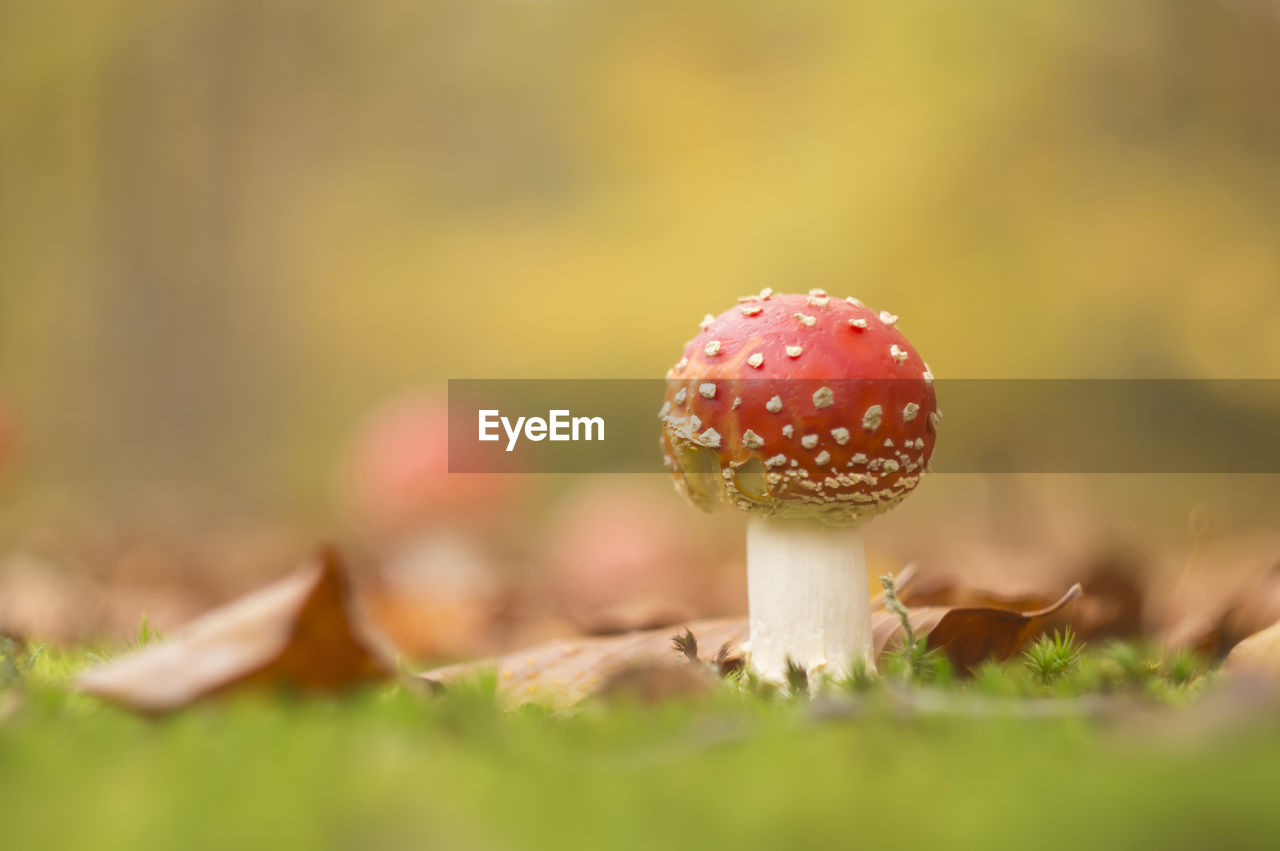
745;515;874;683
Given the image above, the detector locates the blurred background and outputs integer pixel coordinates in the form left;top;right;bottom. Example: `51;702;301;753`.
1;0;1278;653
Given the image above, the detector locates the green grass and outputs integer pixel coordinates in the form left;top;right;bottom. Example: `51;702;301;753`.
1023;628;1084;685
1;638;1277;851
127;614;164;651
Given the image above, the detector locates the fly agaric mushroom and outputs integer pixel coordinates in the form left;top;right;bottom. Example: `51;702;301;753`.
660;289;939;682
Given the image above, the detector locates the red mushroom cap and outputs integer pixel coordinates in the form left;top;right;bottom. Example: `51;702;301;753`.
659;289;939;526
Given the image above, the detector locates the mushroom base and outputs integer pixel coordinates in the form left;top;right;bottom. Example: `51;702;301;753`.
745;515;874;683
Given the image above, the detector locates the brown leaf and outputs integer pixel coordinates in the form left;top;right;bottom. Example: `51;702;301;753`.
78;546;396;713
1224;616;1280;682
1217;565;1280;653
898;576;1064;613
1064;562;1146;641
1164;562;1280;659
901;566;1133;645
910;584;1083;672
596;661;719;705
361;584;502;660
420;582;1082;706
421;618;748;709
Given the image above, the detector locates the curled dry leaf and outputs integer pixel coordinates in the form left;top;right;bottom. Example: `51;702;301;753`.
901;565;1134;647
1209;564;1280;658
899;567;1133;638
897;574;1053;613
596;661;720;705
896;584;1083;672
360;536;506;659
1224;616;1280;683
1066;564;1145;641
78;546;396;713
421;619;748;709
419;582;1083;707
1164;563;1280;660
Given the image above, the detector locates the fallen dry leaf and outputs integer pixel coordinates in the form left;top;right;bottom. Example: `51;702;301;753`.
421;582;1082;707
359;534;506;659
1162;611;1231;660
1163;562;1280;659
363;586;503;658
1224;616;1280;682
78;546;396;713
897;572;1051;613
906;584;1083;671
596;660;720;705
1213;564;1280;654
900;563;1138;644
421;618;748;708
1066;562;1146;641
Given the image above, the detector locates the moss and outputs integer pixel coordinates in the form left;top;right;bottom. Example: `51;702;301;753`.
0;639;1266;851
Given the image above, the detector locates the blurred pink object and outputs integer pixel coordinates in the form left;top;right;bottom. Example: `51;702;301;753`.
339;393;526;657
341;393;521;539
543;479;731;632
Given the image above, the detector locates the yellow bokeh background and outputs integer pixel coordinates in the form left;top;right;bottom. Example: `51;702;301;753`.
2;0;1279;524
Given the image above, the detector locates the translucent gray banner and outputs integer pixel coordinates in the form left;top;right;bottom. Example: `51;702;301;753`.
447;379;1280;474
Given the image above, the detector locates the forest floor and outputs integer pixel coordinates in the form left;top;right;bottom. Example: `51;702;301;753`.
3;637;1278;851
